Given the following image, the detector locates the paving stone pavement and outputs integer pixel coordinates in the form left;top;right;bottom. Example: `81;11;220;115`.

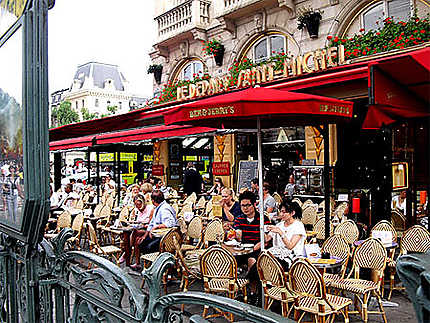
123;265;417;323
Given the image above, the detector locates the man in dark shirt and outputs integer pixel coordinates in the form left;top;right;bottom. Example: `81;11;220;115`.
233;190;270;266
183;162;203;195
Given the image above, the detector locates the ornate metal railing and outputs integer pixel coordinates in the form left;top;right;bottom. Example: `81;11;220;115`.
155;0;211;42
1;228;293;322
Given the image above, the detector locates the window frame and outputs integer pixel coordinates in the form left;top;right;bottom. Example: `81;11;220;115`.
361;0;413;32
180;60;204;81
252;34;287;63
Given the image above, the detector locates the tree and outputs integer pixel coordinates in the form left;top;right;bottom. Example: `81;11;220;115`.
51;101;79;126
107;105;118;115
81;107;99;121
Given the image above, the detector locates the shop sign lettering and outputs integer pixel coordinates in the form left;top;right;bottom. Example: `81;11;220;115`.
189;106;235;119
212;162;230;176
177;45;345;101
319;104;350;116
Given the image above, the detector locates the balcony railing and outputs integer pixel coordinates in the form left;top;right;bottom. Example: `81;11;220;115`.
155;0;211;43
223;0;261;11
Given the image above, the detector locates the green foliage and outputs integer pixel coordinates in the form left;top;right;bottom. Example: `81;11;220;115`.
201;39;224;55
147;64;163;74
107;105;118;115
80;107;98;121
327;15;430;59
51;101;79;126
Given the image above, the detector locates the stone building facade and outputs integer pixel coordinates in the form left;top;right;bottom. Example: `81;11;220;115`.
149;0;429;92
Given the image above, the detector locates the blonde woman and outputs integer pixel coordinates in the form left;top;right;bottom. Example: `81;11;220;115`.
120;194;154;267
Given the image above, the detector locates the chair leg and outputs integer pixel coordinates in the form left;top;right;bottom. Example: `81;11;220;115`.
374;290;388;323
362;293;368;323
388;267;395;300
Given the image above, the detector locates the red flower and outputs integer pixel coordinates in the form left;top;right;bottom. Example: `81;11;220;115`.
341;39;347;43
376;32;380;36
420;30;426;33
334;36;339;42
327;35;333;40
359;28;365;32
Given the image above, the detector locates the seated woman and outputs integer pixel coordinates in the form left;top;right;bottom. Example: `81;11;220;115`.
265;200;306;264
207;177;224;195
120;194;154;267
122;184;140;207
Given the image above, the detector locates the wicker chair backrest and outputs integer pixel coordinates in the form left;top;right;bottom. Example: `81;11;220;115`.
118;206;129;222
196;196;206;209
71;212;84;232
289;258;325;298
205;200;213;215
353;238;387;271
204;219;224;244
57;211;72;230
371;220;397;242
257;251;286;288
187;216;203;240
159;228;181;254
313;217;333;240
301;199;314;210
302;205;318;226
93;203;103;217
334;220;359;245
321;234;349;260
401;225;430;254
200;245;237;279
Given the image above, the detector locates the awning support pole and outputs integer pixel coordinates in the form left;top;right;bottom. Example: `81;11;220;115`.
96;151;100;204
257;117;265;251
116;151;120;206
322;124;331;240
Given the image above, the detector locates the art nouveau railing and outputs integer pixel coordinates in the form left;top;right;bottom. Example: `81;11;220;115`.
155;0;211;43
0;228;293;322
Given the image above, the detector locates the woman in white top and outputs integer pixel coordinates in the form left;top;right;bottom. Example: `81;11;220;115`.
265;200;306;257
121;194;154;266
123;184;140;207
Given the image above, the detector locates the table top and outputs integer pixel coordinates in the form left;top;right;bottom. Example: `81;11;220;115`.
222;243;255;256
151;227;172;238
354;240;398;249
307;255;343;269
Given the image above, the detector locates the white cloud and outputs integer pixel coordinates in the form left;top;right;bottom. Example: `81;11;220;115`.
48;0;156;97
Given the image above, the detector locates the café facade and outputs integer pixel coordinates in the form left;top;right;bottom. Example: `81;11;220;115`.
50;0;430;228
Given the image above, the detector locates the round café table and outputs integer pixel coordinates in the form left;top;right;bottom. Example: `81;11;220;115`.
107;224;145;267
353;240;398;250
222;243;255;257
307;255;343;272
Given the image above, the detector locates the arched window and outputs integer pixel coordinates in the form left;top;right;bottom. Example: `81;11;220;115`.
180;60;203;81
253;35;286;63
362;0;411;32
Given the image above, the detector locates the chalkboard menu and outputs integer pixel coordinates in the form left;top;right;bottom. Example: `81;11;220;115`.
237;160;258;192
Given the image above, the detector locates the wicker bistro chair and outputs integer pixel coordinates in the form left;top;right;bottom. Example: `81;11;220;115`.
391;208;406;235
93;203;104;218
181;216;204;252
312;217;333;243
44;210;72;239
321;234;351;284
371;220;398;243
172;235;201;311
301;199;314;210
66;212;85;250
334;220;360;246
200;245;249;322
257;251;295;317
202;219;224;247
302;204;318;228
292;198;302;207
386;225;430;300
326;238;388;323
141;227;182;268
288;258;352;323
86;222;122;266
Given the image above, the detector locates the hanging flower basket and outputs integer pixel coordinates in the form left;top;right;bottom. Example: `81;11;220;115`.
147;64;163;84
297;8;323;39
202;39;225;66
213;45;225;66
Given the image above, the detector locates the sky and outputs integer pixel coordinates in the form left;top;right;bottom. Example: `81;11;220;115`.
48;0;156;98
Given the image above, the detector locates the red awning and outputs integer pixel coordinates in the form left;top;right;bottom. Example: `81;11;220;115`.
164;87;353;129
49;108;168;141
95;125;216;145
363;47;430;129
49;136;94;151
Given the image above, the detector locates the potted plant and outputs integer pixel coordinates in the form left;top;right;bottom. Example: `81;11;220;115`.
147;64;163;84
297;7;323;39
202;39;225;66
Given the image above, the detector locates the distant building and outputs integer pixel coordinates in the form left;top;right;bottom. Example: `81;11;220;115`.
50;62;147;125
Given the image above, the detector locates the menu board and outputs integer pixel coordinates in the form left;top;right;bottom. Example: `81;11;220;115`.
237;160;258;192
